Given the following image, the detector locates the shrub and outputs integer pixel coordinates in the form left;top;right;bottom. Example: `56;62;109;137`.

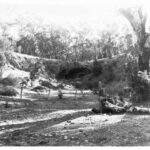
105;81;128;96
56;66;91;80
0;52;6;67
0;77;19;86
56;68;68;80
31;86;47;92
0;86;18;96
29;63;41;81
130;74;150;103
44;61;60;76
81;75;102;93
92;60;103;76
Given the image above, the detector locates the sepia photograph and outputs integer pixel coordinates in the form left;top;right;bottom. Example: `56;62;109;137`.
0;0;150;147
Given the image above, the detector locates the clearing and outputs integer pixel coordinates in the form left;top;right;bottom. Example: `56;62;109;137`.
0;87;150;146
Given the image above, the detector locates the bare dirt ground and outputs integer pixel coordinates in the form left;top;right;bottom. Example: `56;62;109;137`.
0;87;150;146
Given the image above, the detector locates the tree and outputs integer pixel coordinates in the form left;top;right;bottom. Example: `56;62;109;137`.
20;79;28;99
120;7;149;72
0;23;17;52
0;52;6;78
16;35;36;55
29;61;43;87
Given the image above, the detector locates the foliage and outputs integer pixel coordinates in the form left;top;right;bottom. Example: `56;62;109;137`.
130;74;150;102
31;85;47;92
0;23;17;52
124;55;150;103
0;86;18;96
0;76;19;86
43;61;59;78
120;7;147;53
29;61;44;83
102;63;116;83
105;81;127;96
0;52;6;67
120;7;149;72
82;75;99;91
0;52;6;77
16;36;36;55
14;22;134;62
92;60;103;76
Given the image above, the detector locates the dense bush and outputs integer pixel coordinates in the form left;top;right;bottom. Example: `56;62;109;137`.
56;68;68;80
103;64;116;83
0;76;19;86
29;62;42;78
56;65;91;80
44;60;60;77
130;74;150;102
105;81;127;96
31;86;47;92
92;60;103;76
82;75;99;90
124;58;148;103
0;86;18;96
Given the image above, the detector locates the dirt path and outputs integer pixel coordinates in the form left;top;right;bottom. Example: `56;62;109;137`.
0;89;150;146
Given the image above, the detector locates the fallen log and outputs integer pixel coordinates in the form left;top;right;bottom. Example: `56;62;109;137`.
92;100;128;114
127;106;150;114
100;100;128;114
92;93;150;115
92;101;150;114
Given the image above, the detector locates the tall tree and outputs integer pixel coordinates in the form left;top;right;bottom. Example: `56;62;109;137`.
120;7;149;72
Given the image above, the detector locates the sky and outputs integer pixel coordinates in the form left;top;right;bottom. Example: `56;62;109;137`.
0;0;150;38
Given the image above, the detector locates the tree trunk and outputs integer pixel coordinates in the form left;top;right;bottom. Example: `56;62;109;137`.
75;89;77;100
48;88;51;97
20;87;23;99
31;80;33;87
80;90;85;97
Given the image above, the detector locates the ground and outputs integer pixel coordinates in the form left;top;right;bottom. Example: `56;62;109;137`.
0;87;150;146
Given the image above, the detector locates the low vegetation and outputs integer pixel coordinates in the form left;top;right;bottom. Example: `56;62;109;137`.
0;76;19;87
0;85;18;96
